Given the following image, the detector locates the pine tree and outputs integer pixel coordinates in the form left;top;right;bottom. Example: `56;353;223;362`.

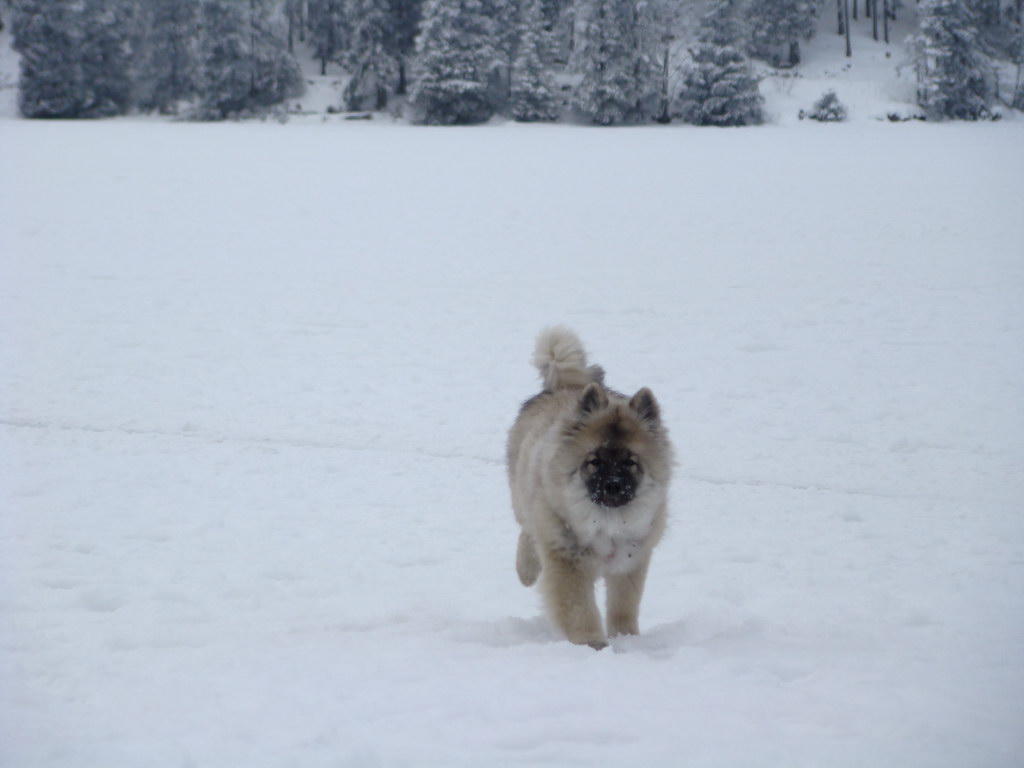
12;0;85;118
389;0;425;94
486;0;522;110
78;0;136;117
344;0;400;110
644;0;687;123
571;0;657;125
198;0;254;117
410;0;497;125
284;0;304;52
198;0;304;119
308;0;347;76
749;0;821;66
248;0;304;107
13;0;136;119
678;0;764;126
539;0;572;62
911;0;991;120
511;0;560;120
136;0;202;114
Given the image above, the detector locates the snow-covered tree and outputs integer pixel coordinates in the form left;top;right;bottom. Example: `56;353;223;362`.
642;0;687;122
136;0;202;114
410;0;497;125
198;0;304;119
79;0;136;117
749;0;821;66
308;0;347;75
966;0;1001;26
487;0;522;109
388;0;425;94
198;0;254;117
539;0;573;62
678;0;764;126
511;0;560;120
12;0;85;118
571;0;657;125
13;0;135;119
911;0;991;120
343;0;400;110
284;0;304;52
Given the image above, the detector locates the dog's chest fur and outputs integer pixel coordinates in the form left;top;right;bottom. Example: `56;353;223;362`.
561;487;660;575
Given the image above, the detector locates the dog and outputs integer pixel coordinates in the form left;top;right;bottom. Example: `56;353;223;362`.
506;327;673;648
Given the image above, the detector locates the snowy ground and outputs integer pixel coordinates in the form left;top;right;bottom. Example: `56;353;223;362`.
2;119;1024;767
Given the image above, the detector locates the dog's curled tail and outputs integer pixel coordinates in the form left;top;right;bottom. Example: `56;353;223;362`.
531;326;605;392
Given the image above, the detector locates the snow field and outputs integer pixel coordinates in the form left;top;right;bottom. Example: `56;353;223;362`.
2;119;1024;767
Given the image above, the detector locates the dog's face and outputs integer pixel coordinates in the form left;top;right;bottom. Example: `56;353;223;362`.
565;383;664;510
580;443;641;508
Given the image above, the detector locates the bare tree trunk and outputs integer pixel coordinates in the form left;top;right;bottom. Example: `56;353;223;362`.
883;0;890;43
844;0;852;56
853;0;858;20
838;0;845;35
789;40;801;65
397;59;407;96
872;0;878;40
250;0;257;98
655;47;670;123
287;3;295;52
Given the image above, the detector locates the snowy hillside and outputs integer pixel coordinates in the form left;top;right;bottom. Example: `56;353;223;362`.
2;118;1023;766
757;9;923;123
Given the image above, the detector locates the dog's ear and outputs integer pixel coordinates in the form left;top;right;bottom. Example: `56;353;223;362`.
629;388;661;426
579;383;609;417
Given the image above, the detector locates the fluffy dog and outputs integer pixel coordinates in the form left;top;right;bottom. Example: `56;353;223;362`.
506;327;673;648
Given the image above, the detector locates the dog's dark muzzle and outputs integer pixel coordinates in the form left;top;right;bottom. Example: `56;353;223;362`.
587;474;636;508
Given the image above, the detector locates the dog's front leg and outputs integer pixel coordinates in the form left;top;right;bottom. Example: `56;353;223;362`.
605;551;651;637
540;552;606;649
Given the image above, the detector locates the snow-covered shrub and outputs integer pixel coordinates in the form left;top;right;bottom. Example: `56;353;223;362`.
804;90;848;121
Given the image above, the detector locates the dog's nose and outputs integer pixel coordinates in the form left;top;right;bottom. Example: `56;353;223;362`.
605;477;623;496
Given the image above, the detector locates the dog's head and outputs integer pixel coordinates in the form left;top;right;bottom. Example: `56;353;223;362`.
565;383;667;509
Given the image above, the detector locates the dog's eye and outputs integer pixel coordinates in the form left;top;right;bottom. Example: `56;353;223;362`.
586;458;601;468
623;458;638;469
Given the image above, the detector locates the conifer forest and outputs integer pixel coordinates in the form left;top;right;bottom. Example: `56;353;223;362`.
5;0;1023;123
